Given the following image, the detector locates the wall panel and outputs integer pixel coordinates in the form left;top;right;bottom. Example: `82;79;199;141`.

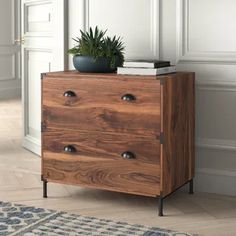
177;0;236;63
68;0;160;63
0;0;21;98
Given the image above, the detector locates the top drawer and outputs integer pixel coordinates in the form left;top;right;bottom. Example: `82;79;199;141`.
42;76;161;136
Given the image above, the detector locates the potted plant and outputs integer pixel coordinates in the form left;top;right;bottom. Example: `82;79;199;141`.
68;26;125;73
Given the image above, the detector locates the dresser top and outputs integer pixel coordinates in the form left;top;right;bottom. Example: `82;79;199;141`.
43;70;194;81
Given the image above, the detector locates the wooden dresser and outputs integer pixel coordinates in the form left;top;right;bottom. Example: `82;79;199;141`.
41;71;195;216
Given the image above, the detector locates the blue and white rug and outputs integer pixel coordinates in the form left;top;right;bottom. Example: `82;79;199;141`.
0;201;193;236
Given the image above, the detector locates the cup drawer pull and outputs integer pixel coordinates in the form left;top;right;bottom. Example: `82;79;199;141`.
121;151;136;159
64;145;77;153
63;91;76;97
121;94;136;101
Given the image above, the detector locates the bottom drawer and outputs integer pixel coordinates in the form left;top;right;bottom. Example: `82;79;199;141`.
42;152;160;197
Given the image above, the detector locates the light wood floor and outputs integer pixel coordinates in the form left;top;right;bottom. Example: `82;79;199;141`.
0;99;236;236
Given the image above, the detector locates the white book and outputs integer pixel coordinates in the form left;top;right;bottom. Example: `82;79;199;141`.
117;66;176;76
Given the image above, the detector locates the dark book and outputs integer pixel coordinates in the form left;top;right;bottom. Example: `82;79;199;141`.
123;60;170;68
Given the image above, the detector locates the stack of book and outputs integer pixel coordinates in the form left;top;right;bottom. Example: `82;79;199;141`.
117;60;176;76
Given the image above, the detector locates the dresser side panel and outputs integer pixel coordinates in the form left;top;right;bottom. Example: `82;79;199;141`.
161;73;195;196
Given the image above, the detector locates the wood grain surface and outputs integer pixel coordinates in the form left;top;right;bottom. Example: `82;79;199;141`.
41;71;195;198
43;153;160;197
42;128;160;165
161;72;195;196
42;77;161;136
42;70;158;80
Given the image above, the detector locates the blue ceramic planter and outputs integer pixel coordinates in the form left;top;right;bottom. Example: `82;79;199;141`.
73;55;122;73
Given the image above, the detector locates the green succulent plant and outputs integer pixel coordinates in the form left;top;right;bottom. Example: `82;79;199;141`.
68;26;125;68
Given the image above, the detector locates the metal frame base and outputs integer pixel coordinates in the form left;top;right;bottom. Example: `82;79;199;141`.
158;192;164;216
157;178;194;216
41;175;48;198
189;179;194;194
41;175;194;214
43;180;48;198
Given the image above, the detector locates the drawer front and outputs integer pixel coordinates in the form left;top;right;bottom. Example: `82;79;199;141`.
42;128;160;165
42;77;161;136
42;153;160;197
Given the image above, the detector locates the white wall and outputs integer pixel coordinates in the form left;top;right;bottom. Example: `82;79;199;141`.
68;0;236;196
0;0;21;99
161;0;236;196
68;0;160;68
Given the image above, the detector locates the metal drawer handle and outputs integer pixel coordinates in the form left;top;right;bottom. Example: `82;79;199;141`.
121;151;136;159
64;145;77;153
63;91;76;97
121;94;136;101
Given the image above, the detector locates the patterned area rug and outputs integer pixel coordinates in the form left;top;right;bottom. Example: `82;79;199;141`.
0;201;193;236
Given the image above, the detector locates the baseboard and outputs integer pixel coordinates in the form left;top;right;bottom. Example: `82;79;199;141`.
195;168;236;196
0;86;21;100
22;135;41;156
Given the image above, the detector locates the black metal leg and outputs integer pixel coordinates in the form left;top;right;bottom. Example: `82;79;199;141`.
43;180;48;198
156;179;194;216
189;179;194;194
158;193;164;216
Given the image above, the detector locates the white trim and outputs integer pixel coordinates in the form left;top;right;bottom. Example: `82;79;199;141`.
196;168;236;178
195;168;236;196
0;0;21;94
0;53;15;81
82;0;160;59
0;85;21;99
150;0;159;58
196;80;236;92
23;0;52;38
84;0;89;31
176;0;236;63
22;47;51;148
21;0;67;155
196;138;236;152
195;81;236;153
22;135;41;156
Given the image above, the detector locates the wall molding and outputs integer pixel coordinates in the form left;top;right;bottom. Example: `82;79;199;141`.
82;0;160;59
0;83;21;99
195;168;236;196
196;138;236;152
0;0;21;99
22;135;41;156
0;53;16;81
196;168;236;178
176;0;236;63
196;80;236;92
23;0;52;38
195;80;236;152
22;47;51;154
